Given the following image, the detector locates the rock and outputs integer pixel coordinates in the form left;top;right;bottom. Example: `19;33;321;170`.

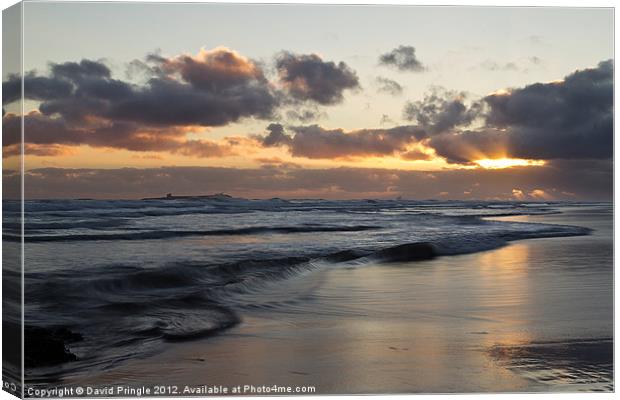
374;242;436;262
25;326;82;368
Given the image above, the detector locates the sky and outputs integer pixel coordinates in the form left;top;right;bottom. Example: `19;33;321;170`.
2;3;614;200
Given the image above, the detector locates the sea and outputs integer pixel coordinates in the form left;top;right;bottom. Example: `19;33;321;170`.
1;197;612;390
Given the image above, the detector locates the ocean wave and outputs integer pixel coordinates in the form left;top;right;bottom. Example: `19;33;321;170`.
5;218;129;232
13;197;566;220
13;224;380;242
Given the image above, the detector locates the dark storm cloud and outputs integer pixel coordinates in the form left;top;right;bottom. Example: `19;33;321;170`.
293;59;611;166
2;60;112;105
482;59;613;160
51;59;112;80
275;52;360;105
2;47;367;156
5;49;278;127
428;60;614;163
105;75;277;127
27;49;279;127
3;73;74;104
13;160;611;201
1;48;284;156
403;88;483;134
375;77;403;96
379;46;425;72
256;124;426;159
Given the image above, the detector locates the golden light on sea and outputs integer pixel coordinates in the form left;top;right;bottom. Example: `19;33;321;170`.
475;158;546;169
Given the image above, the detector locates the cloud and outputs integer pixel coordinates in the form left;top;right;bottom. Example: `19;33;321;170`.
379;46;425;72
255;157;301;169
4;45;611;185
258;59;612;164
3;48;364;158
6;48;280;124
52;59;112;79
511;188;526;200
256;124;426;159
529;56;542;65
403;88;483;134
400;149;433;161
10;160;611;201
476;57;543;73
157;47;265;91
3;112;81;147
2;60;112;106
3;73;74;105
428;129;507;164
107;76;277;127
275;52;360;105
479;60;519;72
375;77;403;96
421;60;613;164
3;143;77;158
259;123;292;147
173;140;235;158
108;48;279;127
2;111;235;158
483;59;613;160
379;114;395;125
2;48;284;157
285;106;325;122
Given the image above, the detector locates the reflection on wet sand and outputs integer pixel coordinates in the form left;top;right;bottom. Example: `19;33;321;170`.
490;338;613;391
477;242;531;314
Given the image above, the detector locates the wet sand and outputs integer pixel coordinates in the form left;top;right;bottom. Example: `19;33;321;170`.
68;206;613;393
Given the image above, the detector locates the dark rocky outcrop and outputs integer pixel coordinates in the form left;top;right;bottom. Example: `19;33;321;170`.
25;326;82;368
374;242;437;262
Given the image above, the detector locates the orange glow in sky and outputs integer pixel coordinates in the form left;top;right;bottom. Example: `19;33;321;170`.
475;158;546;169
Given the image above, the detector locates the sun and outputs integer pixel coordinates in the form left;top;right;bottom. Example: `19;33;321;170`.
475;158;546;169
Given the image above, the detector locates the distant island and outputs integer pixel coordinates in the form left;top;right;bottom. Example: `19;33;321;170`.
141;193;234;201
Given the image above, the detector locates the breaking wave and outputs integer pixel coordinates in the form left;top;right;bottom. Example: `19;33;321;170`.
10;225;379;243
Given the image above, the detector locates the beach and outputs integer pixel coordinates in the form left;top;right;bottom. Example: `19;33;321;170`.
61;205;612;393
